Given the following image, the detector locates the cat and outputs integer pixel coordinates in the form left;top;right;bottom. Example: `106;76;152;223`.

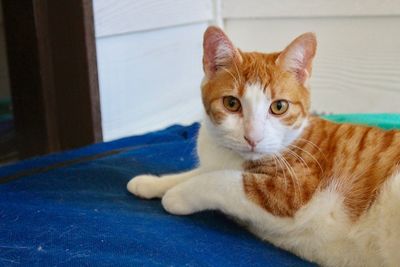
127;26;400;267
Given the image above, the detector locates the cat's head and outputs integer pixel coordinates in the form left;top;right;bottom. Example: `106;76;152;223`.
201;26;316;160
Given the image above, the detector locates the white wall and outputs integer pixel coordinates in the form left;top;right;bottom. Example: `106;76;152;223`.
223;0;400;114
94;0;400;141
225;16;400;113
94;0;213;140
96;24;206;140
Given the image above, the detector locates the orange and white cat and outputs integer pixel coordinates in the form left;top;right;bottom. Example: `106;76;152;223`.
127;27;400;267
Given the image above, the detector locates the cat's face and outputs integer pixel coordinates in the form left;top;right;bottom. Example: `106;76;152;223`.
201;27;316;160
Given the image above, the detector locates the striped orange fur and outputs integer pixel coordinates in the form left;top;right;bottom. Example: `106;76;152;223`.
243;117;400;220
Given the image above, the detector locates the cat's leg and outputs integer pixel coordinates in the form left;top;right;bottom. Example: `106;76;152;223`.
161;171;266;223
127;169;202;199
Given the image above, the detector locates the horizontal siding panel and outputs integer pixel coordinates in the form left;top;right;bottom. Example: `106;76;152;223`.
97;23;207;140
225;16;400;113
311;50;400;113
223;0;400;19
93;0;213;37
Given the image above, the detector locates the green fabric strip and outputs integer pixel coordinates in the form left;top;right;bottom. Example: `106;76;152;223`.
323;114;400;130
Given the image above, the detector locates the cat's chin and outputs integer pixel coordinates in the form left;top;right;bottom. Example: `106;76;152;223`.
239;151;268;161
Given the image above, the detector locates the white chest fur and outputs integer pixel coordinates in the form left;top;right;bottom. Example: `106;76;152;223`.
196;119;244;171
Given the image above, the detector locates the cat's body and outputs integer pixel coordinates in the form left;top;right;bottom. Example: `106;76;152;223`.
200;116;400;267
127;27;400;266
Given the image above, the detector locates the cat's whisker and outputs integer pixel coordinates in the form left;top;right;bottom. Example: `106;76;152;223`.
278;154;300;198
289;144;324;174
281;163;290;192
279;154;302;201
297;138;328;162
277;154;295;195
274;154;288;190
285;148;311;175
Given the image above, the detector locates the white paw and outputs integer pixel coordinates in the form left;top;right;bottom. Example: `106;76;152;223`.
162;189;195;215
127;175;162;199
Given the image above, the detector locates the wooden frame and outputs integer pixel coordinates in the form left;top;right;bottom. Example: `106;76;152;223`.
2;0;102;158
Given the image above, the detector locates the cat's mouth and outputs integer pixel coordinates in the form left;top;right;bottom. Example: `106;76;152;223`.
234;143;280;160
223;142;269;160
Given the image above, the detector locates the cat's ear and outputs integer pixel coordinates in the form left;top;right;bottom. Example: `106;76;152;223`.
203;26;241;78
276;32;317;85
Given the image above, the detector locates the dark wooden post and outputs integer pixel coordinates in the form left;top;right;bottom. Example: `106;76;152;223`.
2;0;102;158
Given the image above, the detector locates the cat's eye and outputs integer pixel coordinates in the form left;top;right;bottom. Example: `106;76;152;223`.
270;100;289;115
223;96;241;112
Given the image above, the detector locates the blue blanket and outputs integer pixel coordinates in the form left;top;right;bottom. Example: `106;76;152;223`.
3;114;398;266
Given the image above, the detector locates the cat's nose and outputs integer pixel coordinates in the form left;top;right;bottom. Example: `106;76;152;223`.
244;136;263;148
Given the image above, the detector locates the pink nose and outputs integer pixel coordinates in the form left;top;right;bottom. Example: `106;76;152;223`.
244;136;262;148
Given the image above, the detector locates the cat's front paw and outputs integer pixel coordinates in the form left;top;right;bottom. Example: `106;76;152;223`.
162;188;195;215
127;175;162;199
